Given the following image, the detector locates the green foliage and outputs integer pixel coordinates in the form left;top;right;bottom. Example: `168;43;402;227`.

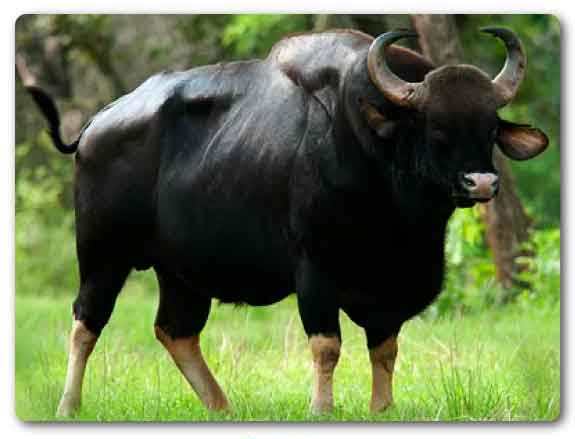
222;14;312;58
514;228;561;306
427;207;560;319
428;208;495;318
174;15;233;65
16;134;77;297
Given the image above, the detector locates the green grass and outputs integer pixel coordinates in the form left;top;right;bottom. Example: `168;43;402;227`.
15;275;560;422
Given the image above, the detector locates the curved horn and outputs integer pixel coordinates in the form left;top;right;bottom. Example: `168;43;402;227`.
367;30;423;108
481;27;526;108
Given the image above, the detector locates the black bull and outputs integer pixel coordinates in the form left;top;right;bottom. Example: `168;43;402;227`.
21;29;548;415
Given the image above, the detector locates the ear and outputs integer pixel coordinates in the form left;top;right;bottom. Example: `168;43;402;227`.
360;100;397;140
496;119;549;161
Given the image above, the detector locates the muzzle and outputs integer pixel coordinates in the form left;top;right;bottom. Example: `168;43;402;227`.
459;172;499;201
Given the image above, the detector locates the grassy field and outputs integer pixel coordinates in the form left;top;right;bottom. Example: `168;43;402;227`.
15;275;560;422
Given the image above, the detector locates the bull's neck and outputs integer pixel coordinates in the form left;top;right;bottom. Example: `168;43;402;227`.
325;116;455;227
319;131;454;229
318;56;455;226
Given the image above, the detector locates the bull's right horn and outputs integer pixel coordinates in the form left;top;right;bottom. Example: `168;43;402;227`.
367;30;423;109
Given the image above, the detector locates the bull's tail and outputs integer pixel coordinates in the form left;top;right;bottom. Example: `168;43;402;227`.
24;85;79;154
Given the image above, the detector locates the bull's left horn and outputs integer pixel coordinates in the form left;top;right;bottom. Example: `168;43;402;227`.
367;30;423;109
481;27;526;108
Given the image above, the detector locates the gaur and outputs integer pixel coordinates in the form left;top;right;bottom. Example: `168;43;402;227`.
20;27;548;416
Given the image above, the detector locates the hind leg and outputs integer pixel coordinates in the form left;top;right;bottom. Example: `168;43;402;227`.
154;267;229;411
56;260;131;417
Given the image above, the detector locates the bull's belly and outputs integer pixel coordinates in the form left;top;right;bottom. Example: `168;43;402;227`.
173;258;296;306
156;212;296;305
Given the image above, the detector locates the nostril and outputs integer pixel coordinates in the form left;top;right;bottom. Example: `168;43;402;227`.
462;174;477;188
491;176;500;188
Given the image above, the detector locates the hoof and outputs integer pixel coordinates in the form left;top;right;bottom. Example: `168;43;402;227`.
56;397;80;418
310;402;333;415
206;400;231;412
370;399;393;413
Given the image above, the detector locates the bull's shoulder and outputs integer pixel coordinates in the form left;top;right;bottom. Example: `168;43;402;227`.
270;29;373;60
267;29;371;92
267;29;433;90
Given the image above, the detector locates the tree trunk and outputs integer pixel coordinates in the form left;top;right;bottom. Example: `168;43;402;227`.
410;15;463;64
410;14;532;291
314;14;357;31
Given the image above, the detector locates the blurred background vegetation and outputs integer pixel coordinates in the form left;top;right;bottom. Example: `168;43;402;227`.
15;14;560;317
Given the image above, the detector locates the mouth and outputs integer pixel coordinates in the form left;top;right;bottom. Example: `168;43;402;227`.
451;195;493;208
452;196;477;208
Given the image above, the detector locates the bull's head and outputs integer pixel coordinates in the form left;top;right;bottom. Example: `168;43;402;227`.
364;28;548;207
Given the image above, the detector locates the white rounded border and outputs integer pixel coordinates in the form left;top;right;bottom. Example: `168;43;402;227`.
3;1;570;438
